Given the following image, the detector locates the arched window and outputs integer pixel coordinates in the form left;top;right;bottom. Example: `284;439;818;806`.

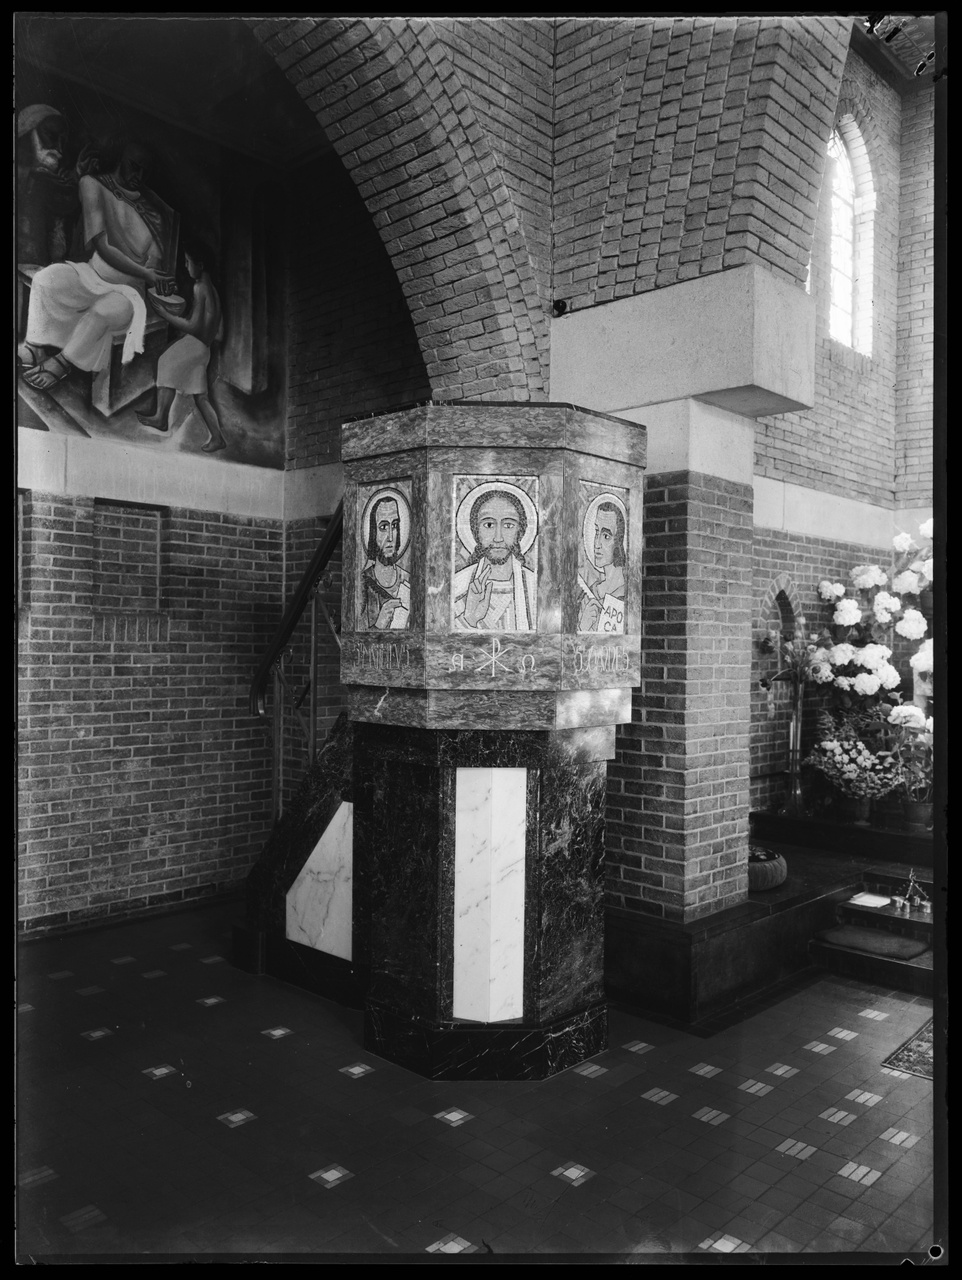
826;124;875;355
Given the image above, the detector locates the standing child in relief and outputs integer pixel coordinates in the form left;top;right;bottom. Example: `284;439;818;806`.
138;243;227;453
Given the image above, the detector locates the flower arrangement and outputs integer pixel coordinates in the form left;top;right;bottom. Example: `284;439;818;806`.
813;518;933;706
886;704;934;802
804;732;901;800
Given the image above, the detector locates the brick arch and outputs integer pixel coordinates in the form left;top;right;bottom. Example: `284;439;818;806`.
250;17;547;400
756;571;803;637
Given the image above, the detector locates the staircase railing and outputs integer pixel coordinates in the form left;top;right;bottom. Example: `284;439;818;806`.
250;500;343;820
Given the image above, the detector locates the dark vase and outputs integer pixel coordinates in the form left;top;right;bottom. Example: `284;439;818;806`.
852;797;871;826
902;799;933;833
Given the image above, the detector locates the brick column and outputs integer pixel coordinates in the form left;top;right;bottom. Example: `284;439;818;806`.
607;468;754;924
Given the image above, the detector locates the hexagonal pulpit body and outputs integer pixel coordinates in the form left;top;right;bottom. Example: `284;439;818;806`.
340;402;647;1080
340;401;647;733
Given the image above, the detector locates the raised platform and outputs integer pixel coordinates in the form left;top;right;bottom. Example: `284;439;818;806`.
750;810;934;866
604;846;872;1027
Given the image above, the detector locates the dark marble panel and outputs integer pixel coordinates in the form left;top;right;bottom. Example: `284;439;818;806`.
528;750;608;1023
353;723;616;770
364;1000;607;1080
263;933;367;1010
244;713;354;937
356;740;445;1020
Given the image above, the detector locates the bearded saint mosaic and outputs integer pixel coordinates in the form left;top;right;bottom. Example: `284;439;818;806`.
578;489;628;634
452;478;538;632
357;484;412;631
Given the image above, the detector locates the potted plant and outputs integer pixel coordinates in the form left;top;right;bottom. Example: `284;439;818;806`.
886;704;934;832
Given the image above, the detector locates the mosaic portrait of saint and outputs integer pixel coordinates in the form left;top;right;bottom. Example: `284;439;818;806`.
578;492;628;634
357;485;412;631
453;479;538;632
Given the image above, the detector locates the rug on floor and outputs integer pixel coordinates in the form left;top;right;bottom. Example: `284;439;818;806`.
882;1019;934;1079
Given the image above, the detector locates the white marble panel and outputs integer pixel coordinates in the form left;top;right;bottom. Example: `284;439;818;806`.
453;768;526;1023
286;801;353;960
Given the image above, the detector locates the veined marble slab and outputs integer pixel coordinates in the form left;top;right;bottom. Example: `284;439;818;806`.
453;768;526;1022
286;801;353;960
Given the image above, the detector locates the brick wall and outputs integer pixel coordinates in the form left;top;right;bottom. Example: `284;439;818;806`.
896;87;935;506
553;16;850;311
606;472;753;924
286;154;431;469
251;16;548;399
18;492;283;932
754;51;903;506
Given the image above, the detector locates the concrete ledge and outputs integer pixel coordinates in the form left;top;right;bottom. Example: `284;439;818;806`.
17;426;344;521
620;399;755;484
550;264;815;418
754;474;896;548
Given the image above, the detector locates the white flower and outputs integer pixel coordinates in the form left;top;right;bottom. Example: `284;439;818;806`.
919;518;933;540
888;705;926;729
829;643;857;666
851;564;887;590
920;559;933;583
833;599;862;627
835;676;853;691
891;570;920;595
818;579;847;601
857;643;892;671
925;717;933;732
909;639;933;674
873;594;900;619
893;532;915;553
877;663;902;690
811;662;834;684
895;609;927;640
853;672;881;697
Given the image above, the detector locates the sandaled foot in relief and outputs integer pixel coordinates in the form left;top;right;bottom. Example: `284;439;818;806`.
20;353;72;390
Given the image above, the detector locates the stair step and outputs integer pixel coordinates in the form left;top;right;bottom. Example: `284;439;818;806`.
809;938;933;997
837;901;933;942
818;924;929;960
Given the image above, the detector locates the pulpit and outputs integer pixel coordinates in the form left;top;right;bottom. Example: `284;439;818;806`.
340;401;646;1078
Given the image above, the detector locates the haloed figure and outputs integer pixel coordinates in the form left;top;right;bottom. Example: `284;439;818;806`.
137;245;227;453
454;489;536;631
360;496;411;629
579;501;626;632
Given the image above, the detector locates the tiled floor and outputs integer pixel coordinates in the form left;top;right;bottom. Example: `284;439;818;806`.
17;898;941;1260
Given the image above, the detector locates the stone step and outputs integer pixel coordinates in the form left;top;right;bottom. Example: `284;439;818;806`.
809;935;933;998
837;900;933;943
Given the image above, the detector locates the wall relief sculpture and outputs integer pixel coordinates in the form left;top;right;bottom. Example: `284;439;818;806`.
357;483;412;631
453;477;538;632
578;488;628;634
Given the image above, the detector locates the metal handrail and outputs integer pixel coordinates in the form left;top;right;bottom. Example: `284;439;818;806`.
249;500;343;717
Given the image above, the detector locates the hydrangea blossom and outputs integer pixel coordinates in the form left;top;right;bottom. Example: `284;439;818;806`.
921;558;933;582
892;532;915;553
850;564;887;590
877;663;902;690
872;592;901;624
852;672;881;697
895;608;927;640
920;518;933;540
818;580;847;601
833;598;862;627
891;570;920;595
888;704;926;730
828;643;857;666
855;643;892;671
909;639;933;674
